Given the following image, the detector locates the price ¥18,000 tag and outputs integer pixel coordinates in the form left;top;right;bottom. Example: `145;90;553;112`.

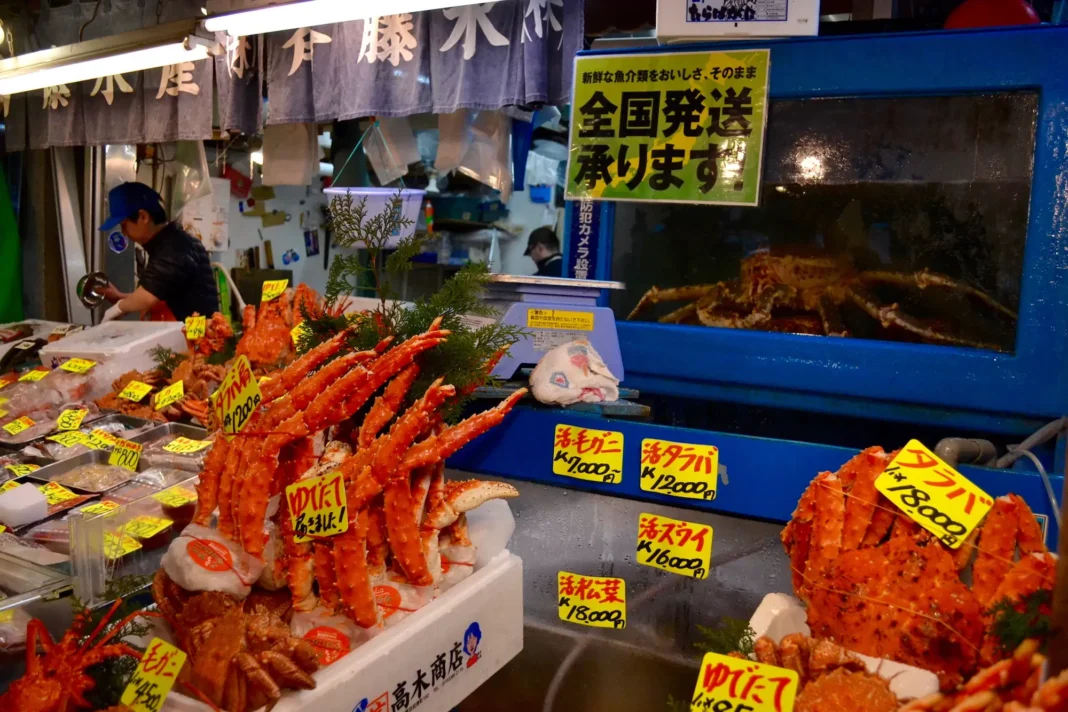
185;315;207;340
552;424;624;484
4;463;39;477
154;381;184;411
211;355;262;435
261;278;289;303
875;439;994;549
38;482;79;506
56;408;89;431
19;367;49;382
119;381;153;403
104;532;143;560
690;652;799;712
639;438;719;501
162;437;212;454
120;638;187;712
285;470;348;543
636;513;713;580
109;438;143;471
3;416;35;436
47;431;89;448
557;571;626;629
152;487;197;507
60;358;96;374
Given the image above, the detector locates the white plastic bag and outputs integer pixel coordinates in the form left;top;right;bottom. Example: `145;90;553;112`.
364;117;421;185
161;523;264;599
530;340;620;405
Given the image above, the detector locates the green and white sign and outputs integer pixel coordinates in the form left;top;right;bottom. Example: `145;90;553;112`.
566;50;770;206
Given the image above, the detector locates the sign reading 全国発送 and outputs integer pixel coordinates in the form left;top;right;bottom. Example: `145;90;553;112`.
566;50;770;206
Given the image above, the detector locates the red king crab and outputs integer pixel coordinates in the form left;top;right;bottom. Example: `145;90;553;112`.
628;251;1017;351
781;447;1055;688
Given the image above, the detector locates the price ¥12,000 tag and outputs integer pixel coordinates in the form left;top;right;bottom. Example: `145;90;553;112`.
285;470;348;543
875;439;994;549
261;278;289;303
109;438;143;471
557;571;626;629
636;513;713;580
185;315;206;340
3;416;35;436
639;438;719;501
162;437;211;454
120;638;187;712
56;408;89;431
553;424;624;484
38;482;79;506
47;431;89;448
60;358;96;374
691;652;799;712
119;381;153;403
152;487;198;507
19;367;49;382
4;464;39;477
154;381;184;411
211;355;262;435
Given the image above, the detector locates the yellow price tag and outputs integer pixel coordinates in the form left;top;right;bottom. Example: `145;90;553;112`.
261;278;289;303
18;367;50;382
154;381;185;411
291;321;310;347
526;308;594;331
119;381;153;403
4;464;39;478
86;429;119;451
3;416;35;436
184;315;207;340
0;480;24;494
80;500;121;516
162;437;211;454
639;438;719;501
109;438;143;471
56;408;89;431
636;513;713;580
104;532;143;560
557;572;626;629
285;470;348;543
211;355;262;434
60;358;96;374
126;515;173;540
120;638;187;712
47;431;89;448
875;439;994;549
38;482;79;506
553;424;623;484
690;652;799;712
152;487;198;507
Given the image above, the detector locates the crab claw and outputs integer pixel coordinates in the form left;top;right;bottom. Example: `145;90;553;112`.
423;481;519;530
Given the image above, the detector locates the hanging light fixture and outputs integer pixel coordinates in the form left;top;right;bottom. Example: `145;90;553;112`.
0;20;214;96
202;0;483;35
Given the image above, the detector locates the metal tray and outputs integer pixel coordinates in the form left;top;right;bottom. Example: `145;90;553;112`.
127;421;209;444
0;550;71;617
29;450;143;492
14;414;158;467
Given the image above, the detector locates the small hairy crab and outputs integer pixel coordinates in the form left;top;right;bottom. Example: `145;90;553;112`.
627;250;1017;351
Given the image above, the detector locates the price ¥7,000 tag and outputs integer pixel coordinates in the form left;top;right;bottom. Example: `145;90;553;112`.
162;437;211;454
875;439;994;549
184;315;206;340
60;358;96;374
154;381;184;411
636;513;713;580
120;638;187;712
19;367;49;382
211;355;262;434
119;381;153;403
690;652;799;712
56;408;89;430
261;279;289;303
109;439;143;471
3;416;35;436
285;470;348;543
557;571;626;629
639;438;719;501
552;424;624;484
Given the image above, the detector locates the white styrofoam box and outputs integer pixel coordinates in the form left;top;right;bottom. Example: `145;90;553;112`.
38;321;187;374
165;551;524;712
323;187;426;249
0;320;70;360
748;593;939;700
657;0;818;38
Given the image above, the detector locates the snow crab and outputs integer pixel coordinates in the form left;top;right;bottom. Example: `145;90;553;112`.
187;311;235;358
781;447;1055;688
627;251;1017;351
236;291;296;370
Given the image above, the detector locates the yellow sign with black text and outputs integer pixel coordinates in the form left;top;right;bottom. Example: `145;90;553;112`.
553;424;623;484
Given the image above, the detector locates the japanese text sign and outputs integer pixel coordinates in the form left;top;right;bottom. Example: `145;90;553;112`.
261;279;289;303
641;438;719;501
155;381;185;411
60;357;96;374
119;381;153;403
81;500;120;516
211;355;262;434
126;515;173;540
109;438;143;471
38;482;78;506
105;532;143;560
553;424;624;483
86;429;119;451
4;464;38;477
566;50;770;206
875;439;993;549
19;367;49;382
3;416;34;436
557;571;626;629
527;308;594;331
566;198;601;280
56;408;89;431
637;513;713;579
285;470;348;543
185;315;206;340
48;431;89;448
120;638;187;712
162;437;211;454
153;487;198;507
690;653;798;712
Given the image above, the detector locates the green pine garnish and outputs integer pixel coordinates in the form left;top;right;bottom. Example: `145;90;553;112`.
987;588;1052;657
694;617;757;657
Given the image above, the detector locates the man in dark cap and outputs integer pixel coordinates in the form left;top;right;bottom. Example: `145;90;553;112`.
525;226;563;277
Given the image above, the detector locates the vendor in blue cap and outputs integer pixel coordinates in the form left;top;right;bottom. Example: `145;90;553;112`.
98;182;219;322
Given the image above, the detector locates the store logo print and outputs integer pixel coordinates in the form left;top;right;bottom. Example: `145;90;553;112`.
463;621;482;668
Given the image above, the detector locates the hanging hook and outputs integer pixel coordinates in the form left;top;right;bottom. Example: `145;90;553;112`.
79;0;104;42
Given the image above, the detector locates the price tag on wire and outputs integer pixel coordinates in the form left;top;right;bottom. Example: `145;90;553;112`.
557;571;626;629
108;438;143;471
38;482;79;506
119;381;153;403
210;355;262;435
162;437;211;454
47;431;89;448
552;424;624;484
875;439;994;549
152;487;197;507
636;513;713;579
120;637;187;712
18;367;49;383
154;381;184;411
285;470;348;543
184;315;206;340
3;416;35;436
4;464;38;477
690;652;799;712
56;408;89;431
639;438;718;501
60;358;96;374
261;279;289;303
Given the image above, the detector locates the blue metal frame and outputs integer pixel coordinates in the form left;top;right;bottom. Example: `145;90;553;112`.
589;27;1068;422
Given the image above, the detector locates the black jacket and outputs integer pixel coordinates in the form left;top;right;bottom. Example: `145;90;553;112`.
534;253;563;278
140;222;220;320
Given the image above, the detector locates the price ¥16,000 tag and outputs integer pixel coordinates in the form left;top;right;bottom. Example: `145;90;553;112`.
56;408;89;431
60;358;96;374
109;438;143;472
47;431;88;448
553;424;624;484
211;355;262;435
690;652;799;712
3;416;35;436
120;638;187;712
875;439;994;549
119;381;153;403
639;438;719;501
557;572;626;629
19;367;49;382
155;381;184;411
4;464;39;477
185;315;206;340
261;278;289;303
162;437;211;454
38;482;79;506
285;470;348;543
636;513;713;580
152;487;198;507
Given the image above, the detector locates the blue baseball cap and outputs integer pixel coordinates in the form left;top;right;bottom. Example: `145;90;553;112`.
99;182;165;232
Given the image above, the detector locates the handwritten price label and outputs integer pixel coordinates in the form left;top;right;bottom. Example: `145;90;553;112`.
636;513;713;580
4;464;39;477
125;515;173;540
640;438;718;501
104;531;142;560
154;381;184;411
211;355;261;434
80;500;121;516
86;429;119;451
285;470;348;543
876;439;993;549
153;487;197;507
119;381;153;403
60;358;96;374
261;278;289;303
3;416;35;436
18;367;49;382
0;480;23;494
38;482;79;506
162;437;211;454
690;653;799;712
108;438;143;471
56;408;89;431
120;638;187;712
184;315;206;340
47;431;89;448
557;572;626;629
553;424;624;484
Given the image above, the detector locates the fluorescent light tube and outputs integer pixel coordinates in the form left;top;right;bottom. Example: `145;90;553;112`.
203;0;483;35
